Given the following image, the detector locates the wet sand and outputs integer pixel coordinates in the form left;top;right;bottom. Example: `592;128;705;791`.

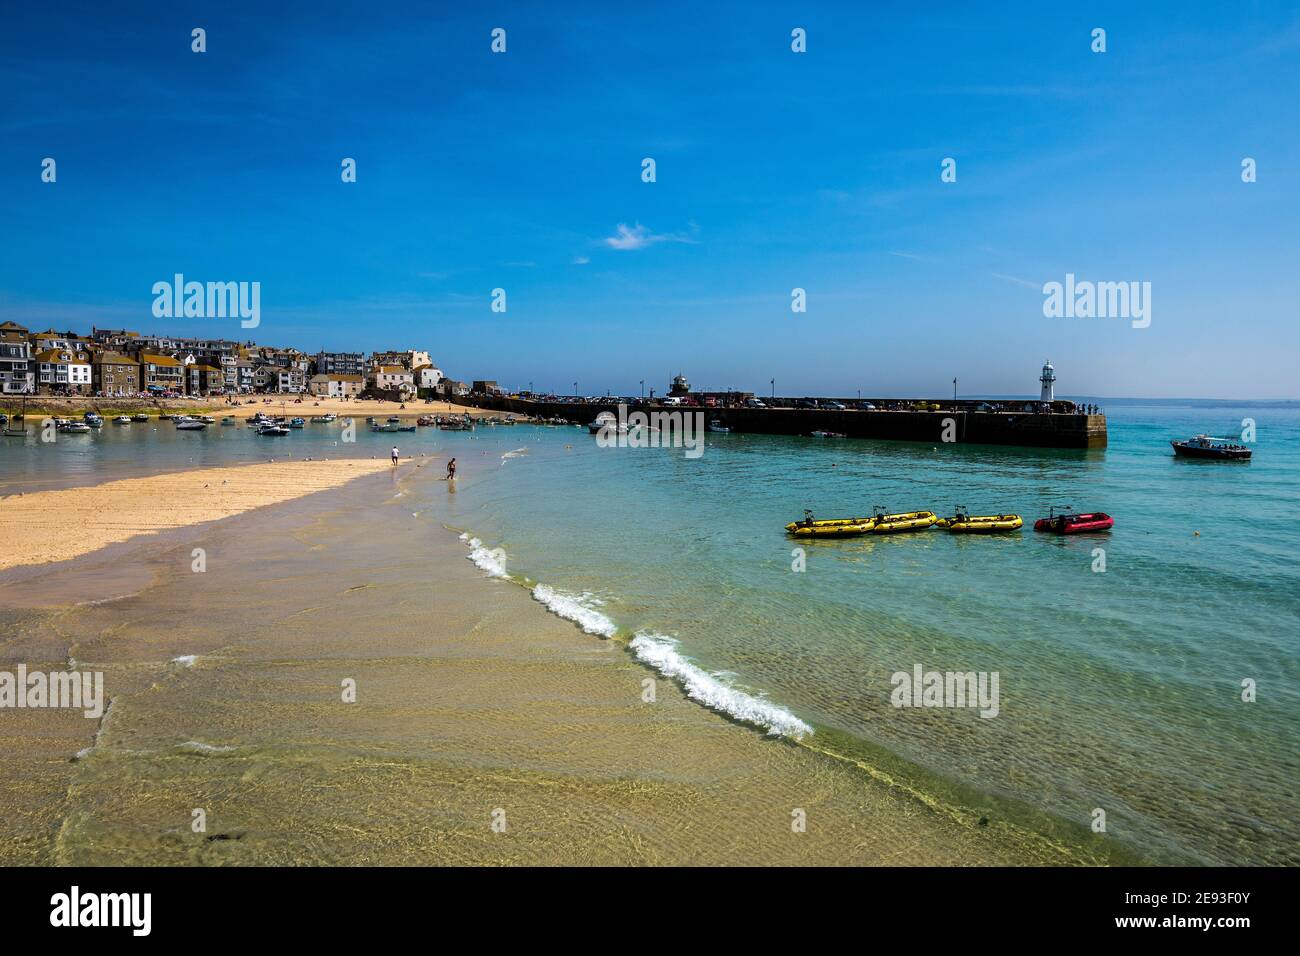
0;463;1076;865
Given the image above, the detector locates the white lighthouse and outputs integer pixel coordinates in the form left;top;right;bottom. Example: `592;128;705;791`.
1039;361;1056;403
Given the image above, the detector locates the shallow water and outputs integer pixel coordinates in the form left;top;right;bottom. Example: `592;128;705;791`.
2;403;1297;865
435;401;1300;865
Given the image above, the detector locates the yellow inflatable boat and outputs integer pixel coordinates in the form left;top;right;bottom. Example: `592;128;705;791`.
935;510;1023;533
785;520;876;538
785;510;877;538
870;510;937;534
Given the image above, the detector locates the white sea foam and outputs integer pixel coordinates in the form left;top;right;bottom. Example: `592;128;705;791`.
465;537;509;578
501;447;528;459
629;632;813;739
177;740;238;755
172;655;198;667
532;584;617;638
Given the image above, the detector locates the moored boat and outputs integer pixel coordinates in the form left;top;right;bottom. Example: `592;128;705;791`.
1170;434;1251;460
131;413;149;422
1033;508;1113;534
706;420;731;433
57;419;91;433
870;508;937;534
175;419;207;430
257;423;289;436
587;411;625;435
936;508;1023;533
221;416;237;425
810;430;846;439
113;416;132;425
785;511;876;538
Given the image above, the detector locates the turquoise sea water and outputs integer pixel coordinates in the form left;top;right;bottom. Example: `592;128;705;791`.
3;402;1297;864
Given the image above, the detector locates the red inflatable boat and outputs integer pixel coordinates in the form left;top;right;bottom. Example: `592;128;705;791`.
1033;510;1114;534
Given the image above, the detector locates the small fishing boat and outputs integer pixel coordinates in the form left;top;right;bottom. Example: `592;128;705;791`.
175;419;208;431
1033;508;1113;534
311;414;336;423
288;417;306;428
83;412;104;428
936;508;1023;533
113;416;132;425
870;508;937;534
416;415;438;427
220;416;237;425
810;430;846;439
258;423;289;436
196;415;216;425
587;411;625;435
57;420;92;433
387;416;401;424
1170;434;1251;460
132;413;149;422
706;420;731;433
3;402;27;437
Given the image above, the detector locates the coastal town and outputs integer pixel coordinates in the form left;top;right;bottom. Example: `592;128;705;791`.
0;321;468;402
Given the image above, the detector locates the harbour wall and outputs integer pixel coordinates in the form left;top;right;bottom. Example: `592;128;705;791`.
452;397;1108;449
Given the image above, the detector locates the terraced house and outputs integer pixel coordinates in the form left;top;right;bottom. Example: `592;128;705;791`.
139;352;184;394
0;321;33;394
368;364;414;399
92;351;141;397
185;363;225;395
308;372;364;398
33;348;92;394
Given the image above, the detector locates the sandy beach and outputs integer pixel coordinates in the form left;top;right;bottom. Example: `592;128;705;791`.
0;459;391;573
0;458;1089;866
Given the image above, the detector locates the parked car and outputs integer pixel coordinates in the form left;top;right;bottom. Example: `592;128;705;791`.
824;401;846;410
745;398;767;409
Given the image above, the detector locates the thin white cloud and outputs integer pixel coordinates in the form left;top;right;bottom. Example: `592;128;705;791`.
603;222;697;251
572;256;590;265
991;272;1041;290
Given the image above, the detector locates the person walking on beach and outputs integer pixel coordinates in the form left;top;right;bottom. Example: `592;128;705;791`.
446;457;456;480
391;446;399;465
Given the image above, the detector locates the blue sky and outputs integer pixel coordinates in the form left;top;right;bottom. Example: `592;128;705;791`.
2;1;1298;398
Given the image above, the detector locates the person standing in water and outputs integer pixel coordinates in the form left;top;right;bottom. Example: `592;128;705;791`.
391;446;399;465
446;457;456;480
